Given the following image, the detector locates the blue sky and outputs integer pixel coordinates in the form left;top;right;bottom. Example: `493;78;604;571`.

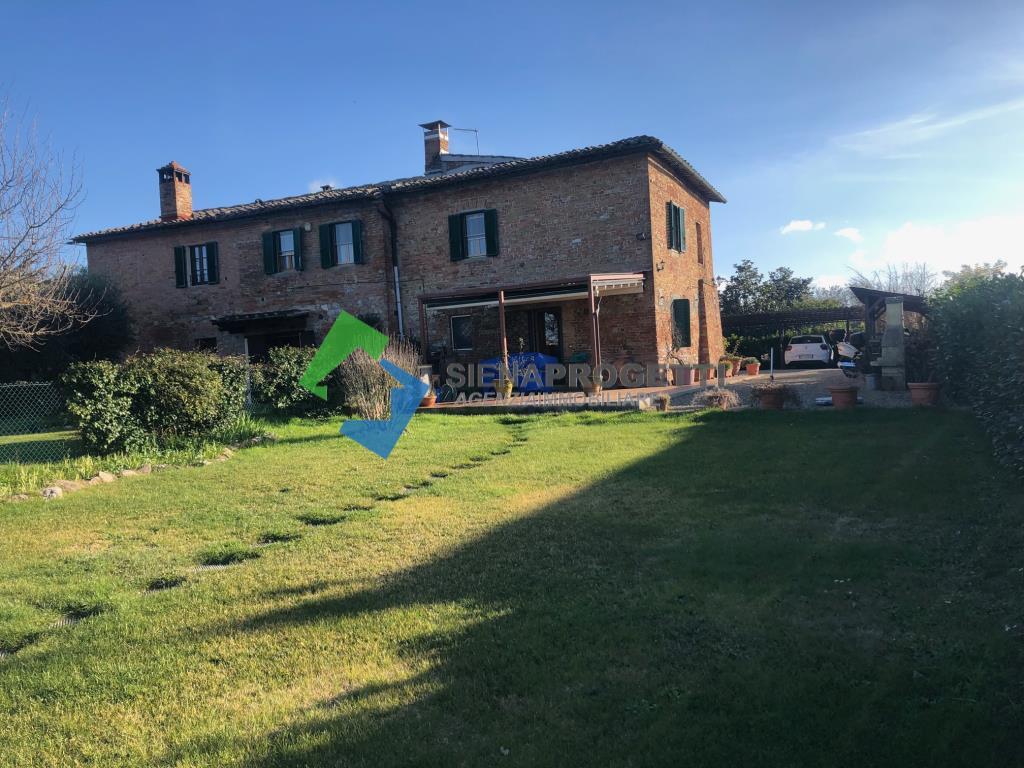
3;0;1022;283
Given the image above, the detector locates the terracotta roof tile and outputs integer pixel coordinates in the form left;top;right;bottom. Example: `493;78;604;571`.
72;136;724;242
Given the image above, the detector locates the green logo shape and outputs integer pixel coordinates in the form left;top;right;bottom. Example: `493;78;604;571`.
299;311;388;399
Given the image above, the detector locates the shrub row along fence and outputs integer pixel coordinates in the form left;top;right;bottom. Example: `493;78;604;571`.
1;338;420;467
929;271;1024;477
0;383;77;463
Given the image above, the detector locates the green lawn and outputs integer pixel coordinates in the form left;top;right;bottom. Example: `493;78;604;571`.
0;410;1021;766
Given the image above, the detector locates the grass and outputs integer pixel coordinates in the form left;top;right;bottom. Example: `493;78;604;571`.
0;409;1021;766
0;415;266;496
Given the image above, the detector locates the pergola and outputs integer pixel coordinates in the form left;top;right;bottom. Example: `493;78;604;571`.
721;306;865;336
417;273;647;368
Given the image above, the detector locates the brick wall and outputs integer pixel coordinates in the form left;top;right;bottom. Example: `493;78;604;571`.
646;157;725;366
86;199;394;354
85;149;725;380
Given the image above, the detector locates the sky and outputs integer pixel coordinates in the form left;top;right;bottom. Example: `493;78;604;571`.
2;0;1022;286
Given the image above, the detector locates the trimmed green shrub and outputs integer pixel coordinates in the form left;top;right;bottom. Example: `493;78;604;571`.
123;350;224;441
62;360;150;454
62;349;249;454
253;346;338;415
930;272;1024;475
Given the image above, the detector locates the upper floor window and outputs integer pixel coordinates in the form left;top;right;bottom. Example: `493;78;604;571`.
448;209;499;261
262;228;303;274
276;230;296;271
190;244;210;284
318;220;364;267
174;242;219;287
666;202;686;252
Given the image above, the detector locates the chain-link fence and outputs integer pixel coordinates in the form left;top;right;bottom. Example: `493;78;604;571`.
0;382;78;464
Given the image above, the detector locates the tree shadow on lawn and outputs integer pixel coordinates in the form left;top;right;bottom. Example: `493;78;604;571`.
210;411;1021;767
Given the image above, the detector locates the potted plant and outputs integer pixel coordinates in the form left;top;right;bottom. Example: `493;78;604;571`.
751;382;799;411
496;359;515;398
827;384;859;410
905;325;940;406
742;356;760;375
419;387;437;408
654;393;671;412
720;354;741;377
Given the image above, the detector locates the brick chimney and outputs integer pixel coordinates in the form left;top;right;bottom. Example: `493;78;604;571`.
157;161;193;221
419;120;450;174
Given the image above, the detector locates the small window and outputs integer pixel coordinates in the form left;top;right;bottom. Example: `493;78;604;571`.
671;299;691;348
334;222;355;265
277;230;296;271
451;315;473;351
465;212;487;258
189;244;209;285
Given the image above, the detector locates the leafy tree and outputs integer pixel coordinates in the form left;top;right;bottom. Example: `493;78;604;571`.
718;259;764;314
761;267;813;311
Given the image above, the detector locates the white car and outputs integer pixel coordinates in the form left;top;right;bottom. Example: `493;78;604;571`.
784;334;833;367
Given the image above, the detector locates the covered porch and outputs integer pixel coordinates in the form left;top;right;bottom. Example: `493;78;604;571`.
417;273;649;389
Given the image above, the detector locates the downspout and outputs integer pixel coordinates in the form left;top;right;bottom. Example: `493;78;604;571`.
374;189;405;338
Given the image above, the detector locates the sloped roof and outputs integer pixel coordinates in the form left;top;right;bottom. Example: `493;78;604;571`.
73;136;725;243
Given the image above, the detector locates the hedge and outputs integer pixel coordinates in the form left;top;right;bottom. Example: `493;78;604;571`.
930;272;1024;476
62;349;248;454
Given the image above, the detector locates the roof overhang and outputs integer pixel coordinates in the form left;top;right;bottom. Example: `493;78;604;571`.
420;273;646;311
213;309;307;334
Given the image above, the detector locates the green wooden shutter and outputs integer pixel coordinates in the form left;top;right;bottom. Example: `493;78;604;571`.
666;202;675;250
672;299;691;347
206;242;220;284
174;246;187;288
319;224;334;268
448;214;465;261
677;206;687;251
484;209;499;256
262;232;277;274
351;220;364;263
293;227;304;271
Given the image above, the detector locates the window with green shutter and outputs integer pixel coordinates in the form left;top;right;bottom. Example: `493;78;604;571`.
263;229;303;273
319;220;364;267
672;298;691;347
449;209;499;261
666;202;686;252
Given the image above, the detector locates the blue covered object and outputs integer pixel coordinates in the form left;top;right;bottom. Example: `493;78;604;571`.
480;352;558;393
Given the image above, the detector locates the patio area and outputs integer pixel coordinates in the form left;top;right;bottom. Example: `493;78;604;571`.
428;367;912;413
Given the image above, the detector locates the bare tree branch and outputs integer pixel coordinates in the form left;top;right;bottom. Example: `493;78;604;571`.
0;96;91;350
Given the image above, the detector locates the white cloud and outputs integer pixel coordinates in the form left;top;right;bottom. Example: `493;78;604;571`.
833;97;1024;157
835;227;863;243
781;219;825;235
813;273;851;288
844;214;1024;275
307;177;340;193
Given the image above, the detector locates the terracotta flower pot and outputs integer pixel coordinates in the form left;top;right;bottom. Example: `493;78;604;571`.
746;363;760;376
829;386;859;410
908;382;940;406
758;390;785;410
678;367;696;386
419;392;436;408
730;360;741;376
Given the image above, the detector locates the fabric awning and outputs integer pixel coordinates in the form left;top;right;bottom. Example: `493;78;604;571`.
420;273;645;311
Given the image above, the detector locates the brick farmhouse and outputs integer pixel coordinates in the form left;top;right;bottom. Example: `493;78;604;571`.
74;122;727;386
